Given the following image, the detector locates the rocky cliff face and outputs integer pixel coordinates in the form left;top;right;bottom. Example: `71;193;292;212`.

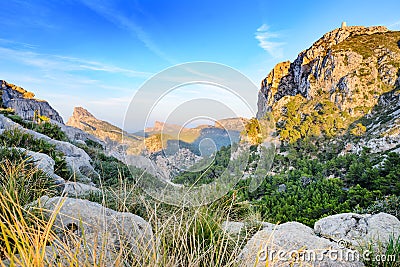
0;80;64;123
257;25;400;144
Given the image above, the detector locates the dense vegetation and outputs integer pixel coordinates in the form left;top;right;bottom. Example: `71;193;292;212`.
172;145;232;185
173;137;400;227
275;95;354;143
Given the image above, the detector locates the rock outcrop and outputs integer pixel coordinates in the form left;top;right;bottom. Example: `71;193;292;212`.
240;221;363;267
256;25;400;144
314;212;400;248
67;106;145;155
241;212;400;266
215;117;249;131
37;196;154;266
0;80;64;123
341;87;400;154
0;114;99;184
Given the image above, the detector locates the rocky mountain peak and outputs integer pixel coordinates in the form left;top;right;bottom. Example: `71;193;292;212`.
302;25;389;62
71;106;96;119
257;25;400;144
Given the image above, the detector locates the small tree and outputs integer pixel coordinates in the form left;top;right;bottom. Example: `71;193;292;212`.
350;123;366;136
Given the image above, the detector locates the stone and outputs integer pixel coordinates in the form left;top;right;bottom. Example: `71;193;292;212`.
314;212;400;248
37;196;154;266
51;120;105;146
221;221;245;235
1;80;64;123
278;183;286;192
240;221;364;267
61;181;100;197
18;148;65;185
257;26;393;120
0;114;99;183
4;147;100;196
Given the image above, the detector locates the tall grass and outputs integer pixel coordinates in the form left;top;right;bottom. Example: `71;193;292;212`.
87;182;260;266
0;152;258;266
360;235;400;267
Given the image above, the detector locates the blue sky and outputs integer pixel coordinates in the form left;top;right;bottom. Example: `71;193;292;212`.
1;0;399;129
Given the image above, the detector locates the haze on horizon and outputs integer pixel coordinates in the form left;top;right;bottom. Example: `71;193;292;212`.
0;0;399;128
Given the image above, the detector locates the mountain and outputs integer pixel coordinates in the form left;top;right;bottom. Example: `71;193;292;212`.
215;117;248;131
66;107;248;178
0;80;64;123
66;107;144;155
257;25;400;147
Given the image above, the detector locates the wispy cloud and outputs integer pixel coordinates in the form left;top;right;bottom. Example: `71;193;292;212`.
255;24;285;58
0;38;37;49
389;20;400;30
0;46;152;78
79;0;174;63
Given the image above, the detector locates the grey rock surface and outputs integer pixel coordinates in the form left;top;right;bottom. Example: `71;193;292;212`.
0;114;99;183
1;80;64;123
222;221;245;235
314;212;400;247
240;221;364;267
38;196;154;266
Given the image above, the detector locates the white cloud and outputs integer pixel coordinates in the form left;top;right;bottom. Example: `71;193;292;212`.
0;46;152;78
255;24;285;58
389;20;400;30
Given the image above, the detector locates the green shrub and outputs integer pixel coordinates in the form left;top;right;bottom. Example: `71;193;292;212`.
0;128;72;180
359;195;400;219
31;122;68;141
5;113;68;142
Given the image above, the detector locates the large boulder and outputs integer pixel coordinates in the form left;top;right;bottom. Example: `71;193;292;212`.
240;222;364;267
0;114;99;183
13;147;65;185
38;196;154;266
5;147;100;197
314;212;400;248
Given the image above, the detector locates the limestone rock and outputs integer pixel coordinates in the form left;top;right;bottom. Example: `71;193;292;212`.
314;212;400;247
1;80;64;123
66;107;145;156
256;26;400;143
222;221;245;235
214;117;249;131
6;147;100;197
61;181;100;197
0;114;99;183
240;221;364;266
51;120;105;146
37;196;154;266
341;88;400;154
14;148;65;185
